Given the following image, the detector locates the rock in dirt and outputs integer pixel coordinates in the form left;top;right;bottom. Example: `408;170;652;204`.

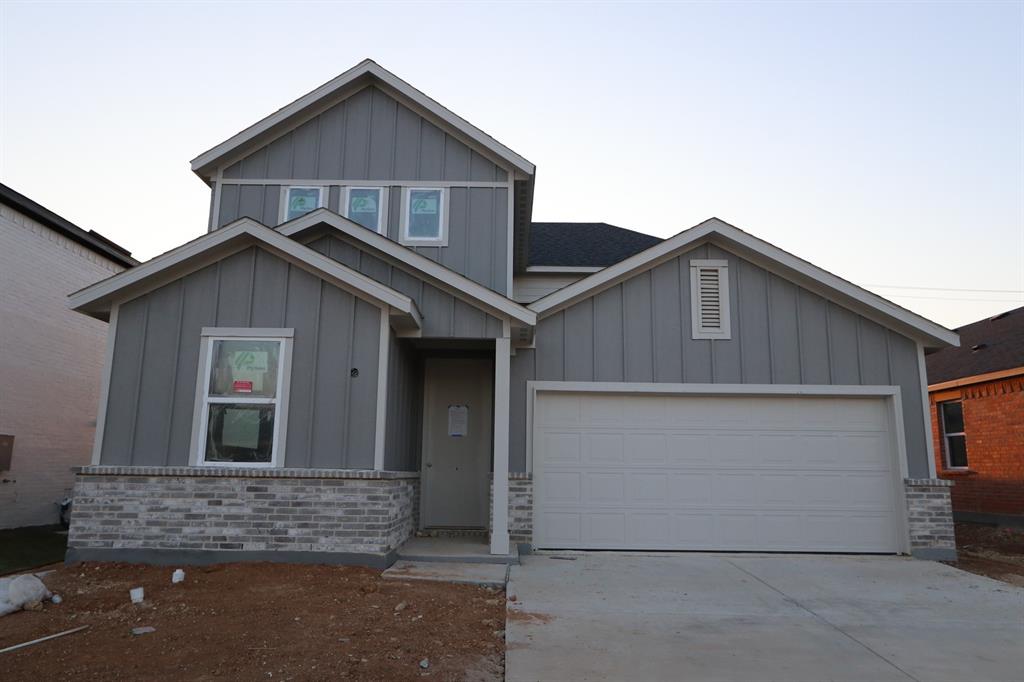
419;658;430;669
394;601;408;612
131;626;156;636
0;574;52;617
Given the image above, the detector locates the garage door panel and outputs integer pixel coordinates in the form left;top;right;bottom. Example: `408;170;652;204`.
534;392;902;552
585;472;625;504
584;433;624;465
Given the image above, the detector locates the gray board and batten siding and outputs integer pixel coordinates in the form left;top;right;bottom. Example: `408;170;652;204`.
303;231;506;339
100;246;383;470
213;86;511;294
510;242;932;478
385;332;422;473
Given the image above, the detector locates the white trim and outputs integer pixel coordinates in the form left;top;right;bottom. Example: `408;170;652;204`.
69;218;422;331
190;59;535;178
917;342;938;479
373;310;390;470
343;186;388;234
491;336;512;555
278;209;536;326
506;180;514;297
525;266;603;274
89;303;119;465
279;186;326;224
190;331;294;468
220;178;510;188
528;218;959;349
525;381;912;555
201;327;295;338
399;187;448;247
689;259;731;340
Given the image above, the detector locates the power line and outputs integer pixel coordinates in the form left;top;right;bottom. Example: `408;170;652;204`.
865;284;1024;294
884;293;1024;303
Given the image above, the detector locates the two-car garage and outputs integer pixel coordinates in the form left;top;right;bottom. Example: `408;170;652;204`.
530;387;907;553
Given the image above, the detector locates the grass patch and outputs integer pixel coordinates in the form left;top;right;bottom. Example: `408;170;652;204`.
0;525;67;574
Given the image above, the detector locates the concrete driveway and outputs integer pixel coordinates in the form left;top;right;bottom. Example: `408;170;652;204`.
506;553;1024;682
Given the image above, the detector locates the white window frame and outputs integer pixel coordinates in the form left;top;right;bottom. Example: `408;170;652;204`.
400;187;448;246
689;259;731;340
280;186;326;223
189;328;294;468
938;400;969;470
343;186;388;234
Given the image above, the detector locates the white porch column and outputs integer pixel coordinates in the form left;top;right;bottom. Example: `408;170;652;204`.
491;335;511;555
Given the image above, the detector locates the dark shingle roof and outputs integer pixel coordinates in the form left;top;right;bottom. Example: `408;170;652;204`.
925;306;1024;384
529;222;662;268
0;183;137;268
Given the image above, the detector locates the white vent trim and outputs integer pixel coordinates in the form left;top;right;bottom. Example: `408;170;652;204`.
690;259;731;340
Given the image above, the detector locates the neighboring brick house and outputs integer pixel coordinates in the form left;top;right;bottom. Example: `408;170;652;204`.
926;306;1024;524
0;183;136;529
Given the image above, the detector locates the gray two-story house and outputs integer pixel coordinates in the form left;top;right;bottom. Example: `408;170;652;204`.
66;60;960;566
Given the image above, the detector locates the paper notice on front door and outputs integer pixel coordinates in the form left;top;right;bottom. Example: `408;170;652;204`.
448;405;468;437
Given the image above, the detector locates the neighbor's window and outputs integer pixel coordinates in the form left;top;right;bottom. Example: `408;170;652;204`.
402;188;446;244
283;186;324;222
345;187;386;233
939;400;968;469
195;332;292;467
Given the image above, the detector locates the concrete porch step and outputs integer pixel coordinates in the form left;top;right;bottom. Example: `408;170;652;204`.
382;560;509;588
397;536;519;565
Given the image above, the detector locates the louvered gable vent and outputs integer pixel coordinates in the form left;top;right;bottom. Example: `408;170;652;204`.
689;259;731;339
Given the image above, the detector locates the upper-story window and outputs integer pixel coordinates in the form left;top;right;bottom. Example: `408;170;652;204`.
282;186;325;222
345;187;387;233
400;188;447;246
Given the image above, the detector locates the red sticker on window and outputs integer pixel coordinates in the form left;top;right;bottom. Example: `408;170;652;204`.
232;380;253;393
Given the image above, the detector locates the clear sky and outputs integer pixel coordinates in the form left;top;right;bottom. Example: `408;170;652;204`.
1;0;1021;329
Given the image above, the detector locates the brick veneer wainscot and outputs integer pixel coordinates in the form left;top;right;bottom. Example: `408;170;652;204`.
489;474;533;545
904;478;956;560
68;467;419;557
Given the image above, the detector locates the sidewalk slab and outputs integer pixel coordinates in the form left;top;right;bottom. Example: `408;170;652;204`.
382;560;508;588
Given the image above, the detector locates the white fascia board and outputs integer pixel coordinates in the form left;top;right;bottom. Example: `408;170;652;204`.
68;218;421;330
525;266;603;274
529;217;959;349
278;208;536;327
190;59;534;179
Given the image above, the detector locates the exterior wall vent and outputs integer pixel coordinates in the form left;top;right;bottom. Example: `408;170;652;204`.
689;259;731;340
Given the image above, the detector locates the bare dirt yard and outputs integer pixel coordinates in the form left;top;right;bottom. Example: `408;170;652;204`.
0;562;505;681
948;522;1024;587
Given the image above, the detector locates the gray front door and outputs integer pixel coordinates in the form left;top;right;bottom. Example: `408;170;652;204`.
421;358;493;528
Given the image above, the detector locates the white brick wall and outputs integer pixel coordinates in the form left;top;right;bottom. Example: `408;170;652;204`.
0;204;124;528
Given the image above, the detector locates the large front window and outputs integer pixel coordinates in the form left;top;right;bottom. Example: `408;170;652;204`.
195;331;292;467
401;188;446;244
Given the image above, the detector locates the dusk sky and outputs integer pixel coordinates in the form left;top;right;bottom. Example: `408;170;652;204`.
1;0;1021;328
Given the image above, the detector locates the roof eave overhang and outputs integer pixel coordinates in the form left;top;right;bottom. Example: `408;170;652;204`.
190;60;535;182
68;218;421;332
278;208;536;328
529;218;959;351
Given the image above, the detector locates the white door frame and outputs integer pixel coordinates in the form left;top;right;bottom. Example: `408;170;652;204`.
526;381;912;554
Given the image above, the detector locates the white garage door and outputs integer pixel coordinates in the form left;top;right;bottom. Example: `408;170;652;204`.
532;391;903;553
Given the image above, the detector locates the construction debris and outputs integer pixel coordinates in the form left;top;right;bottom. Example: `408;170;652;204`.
0;625;89;654
0;574;52;617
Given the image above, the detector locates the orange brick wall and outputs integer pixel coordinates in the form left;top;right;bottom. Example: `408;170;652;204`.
930;376;1024;516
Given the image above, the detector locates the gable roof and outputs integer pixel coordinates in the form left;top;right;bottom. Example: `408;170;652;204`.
529;217;959;350
190;59;535;181
1;182;137;268
277;208;536;327
68;218;421;333
528;222;663;269
925;306;1024;384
